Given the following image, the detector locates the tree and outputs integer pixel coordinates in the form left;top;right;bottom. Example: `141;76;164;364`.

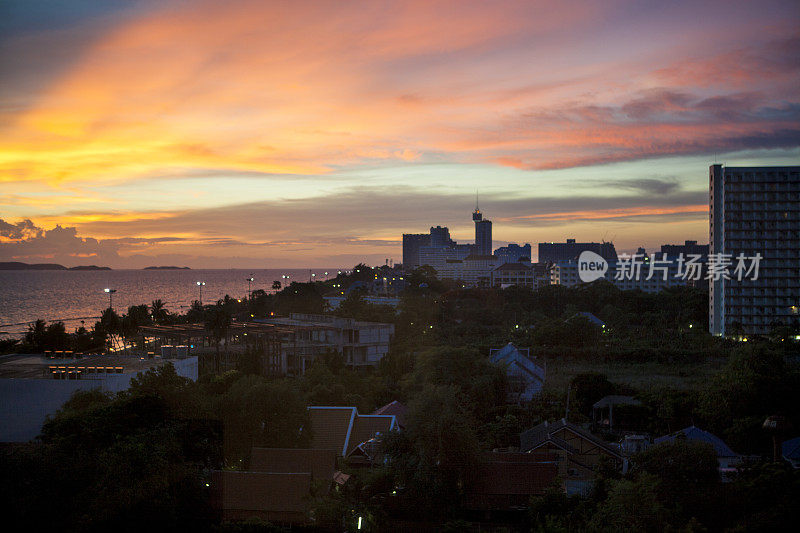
570;372;617;418
385;384;480;518
204;303;231;373
151;299;168;324
219;376;309;464
698;344;800;453
271;280;281;291
590;473;667;532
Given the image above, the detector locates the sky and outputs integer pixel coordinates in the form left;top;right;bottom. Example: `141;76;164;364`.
1;0;798;268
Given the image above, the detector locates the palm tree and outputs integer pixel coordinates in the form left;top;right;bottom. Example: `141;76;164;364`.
150;299;168;324
204;304;231;373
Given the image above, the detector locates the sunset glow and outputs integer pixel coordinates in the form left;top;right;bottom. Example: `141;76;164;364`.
1;0;798;267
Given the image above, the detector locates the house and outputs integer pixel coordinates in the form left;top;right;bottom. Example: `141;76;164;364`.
307;406;398;463
491;262;535;289
572;312;606;329
464;452;559;511
257;313;395;373
782;437;800;469
654;426;741;476
372;400;408;430
592;395;643;432
489;343;545;402
211;447;337;524
519;418;625;495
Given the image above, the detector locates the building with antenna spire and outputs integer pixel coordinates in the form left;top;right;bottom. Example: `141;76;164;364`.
473;192;493;256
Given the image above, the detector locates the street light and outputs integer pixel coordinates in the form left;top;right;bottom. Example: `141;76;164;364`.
196;281;205;305
104;288;117;309
246;277;254;299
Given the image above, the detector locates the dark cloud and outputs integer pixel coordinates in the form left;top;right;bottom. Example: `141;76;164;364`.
0;218;120;263
0;218;40;240
73;186;707;239
605;178;681;195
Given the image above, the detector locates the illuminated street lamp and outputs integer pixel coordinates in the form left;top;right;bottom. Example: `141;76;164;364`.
196;281;205;305
104;288;117;309
246;276;254;299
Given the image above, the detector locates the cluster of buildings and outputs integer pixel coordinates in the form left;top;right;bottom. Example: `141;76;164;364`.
402;207;709;292
140;313;394;376
400;164;800;338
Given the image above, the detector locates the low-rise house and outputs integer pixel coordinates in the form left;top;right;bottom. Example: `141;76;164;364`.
619;434;651;456
782;437;800;469
464;452;559;511
211;447;337;524
592;395;643;432
520;418;625;495
372;400;408;430
307;406;398;462
257;313;394;372
489;343;545;402
491;262;535;289
573;312;606;329
654;426;742;478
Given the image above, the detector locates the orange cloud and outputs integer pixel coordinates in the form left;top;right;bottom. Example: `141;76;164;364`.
500;204;707;223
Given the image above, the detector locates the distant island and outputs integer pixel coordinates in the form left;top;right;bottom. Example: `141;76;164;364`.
0;262;111;271
143;266;191;270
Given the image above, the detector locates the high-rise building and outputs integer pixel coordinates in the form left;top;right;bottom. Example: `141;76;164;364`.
494;243;532;264
538;239;618;264
429;225;453;247
709;164;800;336
402;233;430;269
473;201;492;256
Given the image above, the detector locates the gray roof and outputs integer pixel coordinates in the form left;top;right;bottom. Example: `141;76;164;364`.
654;426;738;458
520;418;621;458
592;395;642;409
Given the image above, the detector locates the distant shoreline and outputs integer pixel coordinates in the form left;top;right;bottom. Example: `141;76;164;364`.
0;262;111;271
143;266;191;270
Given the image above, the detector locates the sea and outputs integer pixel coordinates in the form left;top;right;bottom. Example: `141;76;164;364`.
0;268;338;337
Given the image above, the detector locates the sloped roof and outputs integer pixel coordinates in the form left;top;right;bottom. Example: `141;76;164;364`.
592;395;642;409
372;400;408;428
572;312;606;328
490;343;544;381
782;436;800;461
212;470;311;516
466;453;559;497
307;407;357;456
654;426;738;457
493;262;532;272
308;406;396;457
249;448;336;481
520;418;621;458
347;415;396;456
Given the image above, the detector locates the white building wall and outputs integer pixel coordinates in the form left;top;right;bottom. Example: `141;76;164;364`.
0;358;197;443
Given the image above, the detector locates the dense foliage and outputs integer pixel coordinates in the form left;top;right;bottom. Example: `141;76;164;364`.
2;264;799;531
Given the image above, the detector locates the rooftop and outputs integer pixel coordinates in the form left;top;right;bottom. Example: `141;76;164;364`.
0;353;187;379
654;426;739;457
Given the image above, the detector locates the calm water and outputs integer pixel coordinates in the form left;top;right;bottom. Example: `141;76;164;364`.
0;268;338;336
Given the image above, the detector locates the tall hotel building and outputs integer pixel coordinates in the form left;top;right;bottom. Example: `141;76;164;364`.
709;164;800;336
473;205;492;256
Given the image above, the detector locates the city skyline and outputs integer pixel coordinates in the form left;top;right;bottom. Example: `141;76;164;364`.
1;0;799;268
